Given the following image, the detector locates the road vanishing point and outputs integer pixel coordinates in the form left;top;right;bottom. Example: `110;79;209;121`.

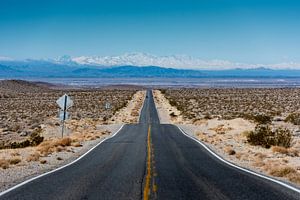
1;90;299;200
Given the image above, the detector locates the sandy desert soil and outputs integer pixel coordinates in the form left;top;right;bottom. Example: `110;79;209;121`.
109;90;146;124
153;89;300;187
0;80;145;192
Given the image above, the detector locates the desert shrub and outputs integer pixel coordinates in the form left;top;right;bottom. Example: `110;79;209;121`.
9;140;31;149
285;113;300;125
9;157;21;165
241;130;251;137
247;124;273;148
169;112;177;117
9;124;21;132
26;152;41;162
3;129;44;149
247;125;292;148
40;159;47;164
225;147;236;155
160;89;166;94
252;113;272;124
30;129;44;146
203;114;212;120
168;99;177;107
57;157;63;160
269;166;297;177
273;127;292;148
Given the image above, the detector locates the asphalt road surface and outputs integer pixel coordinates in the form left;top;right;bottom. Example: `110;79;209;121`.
1;90;299;200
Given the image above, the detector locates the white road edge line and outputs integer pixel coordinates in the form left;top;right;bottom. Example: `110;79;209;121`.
0;124;125;197
177;126;300;194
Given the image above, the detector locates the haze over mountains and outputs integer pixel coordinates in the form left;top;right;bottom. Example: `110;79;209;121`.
1;53;300;78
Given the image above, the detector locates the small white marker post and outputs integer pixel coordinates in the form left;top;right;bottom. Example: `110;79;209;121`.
56;94;73;138
105;102;111;110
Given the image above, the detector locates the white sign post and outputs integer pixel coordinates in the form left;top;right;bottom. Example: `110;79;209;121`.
56;94;73;138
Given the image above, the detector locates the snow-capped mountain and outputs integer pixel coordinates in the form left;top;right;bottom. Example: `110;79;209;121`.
67;53;239;70
1;52;300;78
1;52;300;70
0;56;13;61
54;53;299;70
0;53;300;71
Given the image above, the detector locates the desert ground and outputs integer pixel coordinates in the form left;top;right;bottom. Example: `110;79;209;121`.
0;80;145;191
153;89;300;187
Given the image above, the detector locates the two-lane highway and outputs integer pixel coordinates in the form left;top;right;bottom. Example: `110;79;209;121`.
1;90;299;200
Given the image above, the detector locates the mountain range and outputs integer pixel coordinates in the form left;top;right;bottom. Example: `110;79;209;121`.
1;53;300;78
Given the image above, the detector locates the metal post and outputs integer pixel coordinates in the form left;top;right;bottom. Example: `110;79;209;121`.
62;95;67;138
61;120;65;138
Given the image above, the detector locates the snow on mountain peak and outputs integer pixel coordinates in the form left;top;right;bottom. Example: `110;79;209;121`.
3;53;299;70
0;56;13;61
69;52;238;69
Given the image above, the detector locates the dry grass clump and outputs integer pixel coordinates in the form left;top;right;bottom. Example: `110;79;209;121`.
26;152;41;162
71;131;105;143
272;146;289;154
37;137;72;156
272;146;299;157
0;158;9;169
254;152;267;160
40;159;47;164
10;151;20;156
269;166;297;177
72;142;82;147
57;157;63;160
9;156;21;165
285;112;300;125
131;110;139;117
235;152;242;159
56;138;72;147
224;147;236;155
195;132;209;142
264;163;300;184
209;124;233;134
0;156;22;169
36;130;106;157
287;173;300;184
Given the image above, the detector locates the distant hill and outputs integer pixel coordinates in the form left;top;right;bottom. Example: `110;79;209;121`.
0;80;53;93
1;59;300;78
72;66;204;77
0;65;22;76
200;67;300;77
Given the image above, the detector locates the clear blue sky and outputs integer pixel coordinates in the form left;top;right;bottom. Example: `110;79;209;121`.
0;0;299;64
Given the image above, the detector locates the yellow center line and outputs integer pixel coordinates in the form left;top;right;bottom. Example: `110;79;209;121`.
143;125;152;200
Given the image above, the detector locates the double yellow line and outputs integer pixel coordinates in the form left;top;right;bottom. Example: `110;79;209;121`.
143;125;154;200
143;125;157;200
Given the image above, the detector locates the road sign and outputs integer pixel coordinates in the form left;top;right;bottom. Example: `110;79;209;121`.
59;110;69;121
105;102;111;109
56;94;73;138
56;94;73;110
